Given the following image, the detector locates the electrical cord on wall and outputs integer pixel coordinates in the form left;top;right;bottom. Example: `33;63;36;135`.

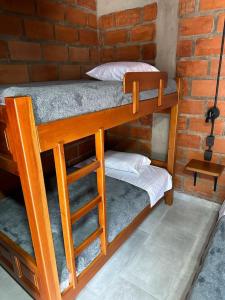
204;19;225;161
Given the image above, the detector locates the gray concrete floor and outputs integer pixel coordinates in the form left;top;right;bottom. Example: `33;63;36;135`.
0;195;220;300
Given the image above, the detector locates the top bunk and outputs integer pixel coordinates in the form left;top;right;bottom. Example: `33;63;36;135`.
0;72;180;159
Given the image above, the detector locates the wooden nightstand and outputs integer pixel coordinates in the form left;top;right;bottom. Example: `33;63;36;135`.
185;159;224;192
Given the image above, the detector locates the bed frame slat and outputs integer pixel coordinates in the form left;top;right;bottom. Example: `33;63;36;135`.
74;228;103;257
67;160;100;185
71;195;101;224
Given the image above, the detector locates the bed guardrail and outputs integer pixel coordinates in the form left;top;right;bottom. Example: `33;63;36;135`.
123;72;168;114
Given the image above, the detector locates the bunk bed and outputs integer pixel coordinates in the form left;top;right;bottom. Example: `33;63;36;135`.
0;71;180;300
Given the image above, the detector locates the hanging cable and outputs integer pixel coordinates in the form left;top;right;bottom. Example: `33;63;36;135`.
204;19;225;161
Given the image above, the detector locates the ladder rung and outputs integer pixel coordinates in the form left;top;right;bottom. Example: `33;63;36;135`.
71;195;101;224
74;228;103;257
67;160;100;185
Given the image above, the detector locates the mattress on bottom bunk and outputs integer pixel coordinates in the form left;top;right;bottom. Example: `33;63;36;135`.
0;171;150;291
187;215;225;300
0;79;177;124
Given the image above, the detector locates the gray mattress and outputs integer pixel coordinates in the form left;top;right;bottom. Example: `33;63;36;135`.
188;216;225;300
0;79;177;124
0;167;150;291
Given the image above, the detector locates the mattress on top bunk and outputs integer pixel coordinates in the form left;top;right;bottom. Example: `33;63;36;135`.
0;79;177;124
0;164;171;292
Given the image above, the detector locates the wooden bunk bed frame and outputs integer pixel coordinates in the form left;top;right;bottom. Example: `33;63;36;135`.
0;72;180;300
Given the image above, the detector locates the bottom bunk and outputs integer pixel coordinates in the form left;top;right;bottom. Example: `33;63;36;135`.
0;163;171;297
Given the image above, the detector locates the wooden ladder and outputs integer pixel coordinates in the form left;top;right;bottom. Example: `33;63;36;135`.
53;128;107;288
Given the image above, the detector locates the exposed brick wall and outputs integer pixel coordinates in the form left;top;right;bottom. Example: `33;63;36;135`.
99;3;158;157
176;0;225;202
0;0;98;196
98;3;157;63
0;0;98;84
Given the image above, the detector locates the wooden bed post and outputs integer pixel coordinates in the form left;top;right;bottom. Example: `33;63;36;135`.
5;96;61;300
165;78;181;206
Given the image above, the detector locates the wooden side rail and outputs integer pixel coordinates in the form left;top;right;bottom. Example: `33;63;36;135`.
123;72;168;114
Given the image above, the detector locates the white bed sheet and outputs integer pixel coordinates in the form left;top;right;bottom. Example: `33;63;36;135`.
76;159;172;207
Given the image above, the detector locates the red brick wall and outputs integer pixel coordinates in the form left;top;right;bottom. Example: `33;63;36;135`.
99;3;157;157
176;0;225;202
98;3;157;63
0;0;98;195
0;0;98;84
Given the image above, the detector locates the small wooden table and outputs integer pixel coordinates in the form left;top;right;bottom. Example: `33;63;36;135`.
185;159;224;191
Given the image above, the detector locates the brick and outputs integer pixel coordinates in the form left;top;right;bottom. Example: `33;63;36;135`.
24;19;54;40
55;25;78;43
139;141;151;156
100;48;115;62
116;45;140;61
208;100;225;117
0;64;29;84
200;0;225;11
184;177;214;199
177;40;193;57
182;79;189;97
59;65;81;80
115;8;141;27
179;16;214;36
139;115;152;126
210;59;225;76
0;0;35;14
195;36;225;56
110;125;130;137
9;41;41;61
98;14;115;29
90;48;99;62
77;0;96;10
65;7;88;25
30;64;58;82
177;133;201;148
143;3;157;21
142;44;156;60
189;118;224;135
129;127;151;140
0;41;8;59
177;60;208;77
174;175;183;189
37;0;65;21
217;13;225;32
178;116;187;130
179;0;195;16
214;138;225;154
43;45;68;62
131;24;155;42
88;13;97;28
104;30;127;45
192;80;225;97
69;47;89;62
0;15;23;36
79;29;98;45
180;99;205;115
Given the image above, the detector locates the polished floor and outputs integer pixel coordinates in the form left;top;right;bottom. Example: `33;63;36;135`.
0;193;220;300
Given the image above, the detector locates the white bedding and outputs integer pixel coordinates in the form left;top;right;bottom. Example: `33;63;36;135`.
76;159;172;207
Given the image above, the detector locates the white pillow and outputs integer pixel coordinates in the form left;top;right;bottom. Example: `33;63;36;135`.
86;62;159;81
104;150;151;174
